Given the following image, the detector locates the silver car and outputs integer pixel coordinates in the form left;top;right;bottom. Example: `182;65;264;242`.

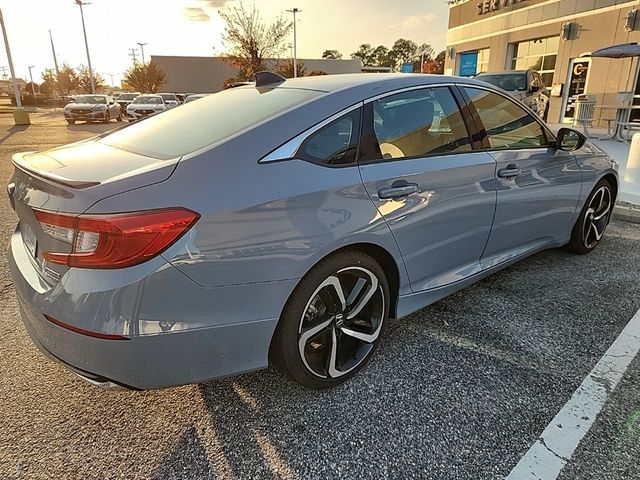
64;94;122;124
8;73;618;390
126;95;167;121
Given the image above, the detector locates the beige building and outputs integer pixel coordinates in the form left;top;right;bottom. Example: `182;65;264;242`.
151;56;363;94
446;0;640;124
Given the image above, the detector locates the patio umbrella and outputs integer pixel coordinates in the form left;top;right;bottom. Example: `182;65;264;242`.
591;43;640;92
591;43;640;58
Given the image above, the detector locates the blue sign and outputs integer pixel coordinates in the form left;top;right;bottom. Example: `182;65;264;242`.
459;52;478;77
401;63;414;73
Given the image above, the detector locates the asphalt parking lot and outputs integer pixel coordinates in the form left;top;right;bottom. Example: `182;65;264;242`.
0;112;639;480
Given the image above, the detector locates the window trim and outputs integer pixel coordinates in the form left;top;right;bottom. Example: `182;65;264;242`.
358;85;477;165
458;84;557;153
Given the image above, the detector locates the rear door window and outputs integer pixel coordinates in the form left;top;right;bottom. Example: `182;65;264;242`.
365;87;471;161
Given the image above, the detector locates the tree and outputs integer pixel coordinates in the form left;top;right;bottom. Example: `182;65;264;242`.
76;65;105;93
123;61;168;93
57;64;79;96
422;50;446;74
275;59;307;78
351;43;375;66
371;45;393;68
322;49;342;60
308;70;328;76
388;38;419;71
24;82;40;94
219;2;292;81
40;69;58;96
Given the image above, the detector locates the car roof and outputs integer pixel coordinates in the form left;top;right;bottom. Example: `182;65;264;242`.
476;70;530;75
234;73;494;101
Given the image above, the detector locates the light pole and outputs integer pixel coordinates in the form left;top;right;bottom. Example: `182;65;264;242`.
28;65;36;105
0;7;29;124
105;72;118;86
286;8;301;77
48;30;61;95
137;42;148;64
75;0;95;93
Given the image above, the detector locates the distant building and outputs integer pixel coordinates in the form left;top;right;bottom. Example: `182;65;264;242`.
151;56;363;93
0;78;27;95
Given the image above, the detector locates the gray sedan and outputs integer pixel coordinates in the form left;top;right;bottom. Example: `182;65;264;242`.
63;94;122;124
7;73;618;390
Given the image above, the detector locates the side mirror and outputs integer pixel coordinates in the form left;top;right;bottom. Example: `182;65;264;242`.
556;127;586;151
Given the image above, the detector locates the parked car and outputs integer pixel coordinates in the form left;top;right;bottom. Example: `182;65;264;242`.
475;70;550;118
116;92;140;111
175;93;186;104
184;93;211;103
7;73;618;390
158;93;179;108
63;94;122;124
126;94;167;121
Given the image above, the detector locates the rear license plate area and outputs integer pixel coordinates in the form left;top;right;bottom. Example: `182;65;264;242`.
22;223;37;258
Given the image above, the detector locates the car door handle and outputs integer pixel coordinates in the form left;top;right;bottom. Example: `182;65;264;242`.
378;183;419;199
497;164;522;178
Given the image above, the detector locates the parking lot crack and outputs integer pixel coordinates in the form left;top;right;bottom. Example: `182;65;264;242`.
538;437;569;463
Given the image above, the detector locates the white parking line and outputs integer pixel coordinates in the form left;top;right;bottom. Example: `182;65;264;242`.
506;307;640;480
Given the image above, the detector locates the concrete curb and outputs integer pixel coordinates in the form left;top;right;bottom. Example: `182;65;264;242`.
613;204;640;224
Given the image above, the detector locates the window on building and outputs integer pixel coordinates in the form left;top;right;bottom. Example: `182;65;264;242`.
510;37;559;87
458;48;490;77
476;49;490;75
464;87;550;150
369;87;471;160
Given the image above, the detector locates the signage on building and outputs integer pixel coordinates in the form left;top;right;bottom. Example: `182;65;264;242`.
459;52;479;77
564;59;590;120
401;63;414;73
477;0;530;16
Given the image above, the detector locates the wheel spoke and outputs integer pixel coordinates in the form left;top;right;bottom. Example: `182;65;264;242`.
593;203;610;221
591;221;604;241
324;276;346;311
327;326;341;378
345;271;378;320
298;317;333;361
340;322;383;343
583;219;593;245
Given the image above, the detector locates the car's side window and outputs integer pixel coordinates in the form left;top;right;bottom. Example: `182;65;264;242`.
463;87;550;150
297;108;361;166
369;87;471;161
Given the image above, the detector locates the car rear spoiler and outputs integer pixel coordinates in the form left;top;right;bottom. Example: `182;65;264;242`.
12;152;100;189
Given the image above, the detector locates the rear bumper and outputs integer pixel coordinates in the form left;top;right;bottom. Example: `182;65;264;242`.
8;228;289;389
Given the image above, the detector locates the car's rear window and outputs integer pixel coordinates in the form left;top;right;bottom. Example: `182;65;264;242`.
476;74;528;92
100;87;321;159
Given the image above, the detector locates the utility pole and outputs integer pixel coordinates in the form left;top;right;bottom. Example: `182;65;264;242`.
0;8;28;124
128;48;139;64
286;8;301;77
136;42;147;64
105;72;117;86
48;30;60;94
0;65;8;80
75;1;95;93
28;65;36;105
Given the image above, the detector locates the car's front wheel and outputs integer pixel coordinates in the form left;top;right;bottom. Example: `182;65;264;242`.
567;178;613;254
271;251;389;388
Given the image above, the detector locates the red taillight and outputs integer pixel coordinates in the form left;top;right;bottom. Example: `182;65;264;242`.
33;207;200;269
44;314;130;340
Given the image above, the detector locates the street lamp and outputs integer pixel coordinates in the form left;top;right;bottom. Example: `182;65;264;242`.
48;30;61;95
0;7;29;124
286;8;301;77
137;42;148;64
28;65;36;105
75;0;95;93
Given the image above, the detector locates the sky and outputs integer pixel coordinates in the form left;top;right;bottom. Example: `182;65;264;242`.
0;0;449;87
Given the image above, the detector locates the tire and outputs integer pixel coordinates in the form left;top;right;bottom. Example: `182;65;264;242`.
270;251;390;388
66;119;75;125
102;111;110;124
567;178;613;254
